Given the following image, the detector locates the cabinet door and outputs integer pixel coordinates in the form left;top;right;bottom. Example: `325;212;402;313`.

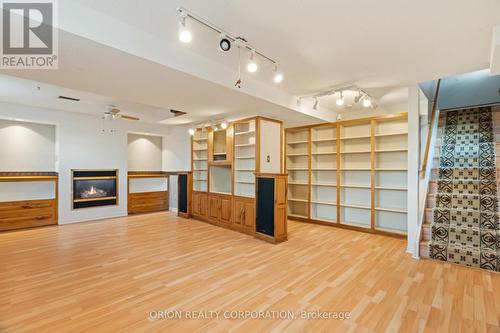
208;195;220;222
192;193;200;216
220;196;232;224
274;177;288;240
199;194;208;217
242;200;255;231
233;199;245;227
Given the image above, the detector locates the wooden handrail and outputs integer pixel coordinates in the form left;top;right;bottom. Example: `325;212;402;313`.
420;79;441;178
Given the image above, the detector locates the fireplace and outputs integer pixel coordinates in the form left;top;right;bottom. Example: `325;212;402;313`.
72;170;118;209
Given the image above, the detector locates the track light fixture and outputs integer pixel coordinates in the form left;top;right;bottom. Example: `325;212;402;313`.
178;12;192;43
362;97;372;108
176;7;283;84
336;91;345;106
247;51;258;73
219;34;231;51
220;121;228;129
313;97;319;110
300;85;375;112
273;64;283;83
188;128;195;136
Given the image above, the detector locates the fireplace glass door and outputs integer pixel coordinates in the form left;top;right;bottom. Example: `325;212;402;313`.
72;170;118;209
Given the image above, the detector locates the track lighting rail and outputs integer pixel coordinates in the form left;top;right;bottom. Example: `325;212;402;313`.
177;7;277;65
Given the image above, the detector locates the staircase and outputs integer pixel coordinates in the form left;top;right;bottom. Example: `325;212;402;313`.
420;107;500;272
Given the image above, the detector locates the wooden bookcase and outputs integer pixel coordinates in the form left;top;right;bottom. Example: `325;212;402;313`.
285;113;408;237
191;116;285;242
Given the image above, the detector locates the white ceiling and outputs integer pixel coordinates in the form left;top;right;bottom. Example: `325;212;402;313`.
1;0;498;126
0;32;322;127
72;0;500;93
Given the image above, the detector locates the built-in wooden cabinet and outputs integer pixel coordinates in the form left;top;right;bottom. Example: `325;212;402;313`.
209;127;233;165
208;193;232;225
190;116;285;242
233;196;256;233
285;113;408;237
192;191;208;219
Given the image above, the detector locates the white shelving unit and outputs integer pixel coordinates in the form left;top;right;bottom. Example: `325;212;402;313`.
192;129;208;192
285;113;408;236
234;120;256;197
339;122;372;229
311;125;337;223
374;118;408;234
286;128;309;219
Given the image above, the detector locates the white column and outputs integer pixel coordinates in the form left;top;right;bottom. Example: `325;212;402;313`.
407;85;420;257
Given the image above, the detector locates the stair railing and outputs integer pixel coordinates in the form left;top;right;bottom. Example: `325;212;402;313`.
415;80;441;258
420;79;441;178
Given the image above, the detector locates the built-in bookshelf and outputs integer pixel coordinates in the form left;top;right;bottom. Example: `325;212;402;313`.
286;128;309;219
234;120;256;197
192;129;208;191
311;125;337;223
285;113;408;237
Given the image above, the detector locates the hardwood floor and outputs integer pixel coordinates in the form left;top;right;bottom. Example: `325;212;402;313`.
0;212;499;332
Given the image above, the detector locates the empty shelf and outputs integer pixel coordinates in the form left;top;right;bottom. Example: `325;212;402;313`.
287;153;309;156
340;168;371;171
311;200;336;206
340;184;370;189
375;149;408;153
375;186;407;191
235;180;255;184
287;168;308;170
312;138;336;142
312;152;336;155
193;158;208;161
288;198;308;203
340;150;371;154
289;182;308;185
340;203;371;210
375;168;408;171
234;130;255;136
288;140;309;144
193;178;207;181
340;135;371;140
235;169;255;172
235;156;256;159
312;168;337;171
375;132;407;137
193;148;208;151
375;207;408;213
193;138;208;141
235;143;255;147
311;183;336;187
213;153;227;156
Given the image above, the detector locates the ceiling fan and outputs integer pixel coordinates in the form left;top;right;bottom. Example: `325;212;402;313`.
104;105;140;121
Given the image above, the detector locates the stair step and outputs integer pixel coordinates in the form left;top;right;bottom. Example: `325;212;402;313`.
419;240;430;258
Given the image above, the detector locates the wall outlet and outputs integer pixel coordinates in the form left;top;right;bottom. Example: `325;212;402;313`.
267;155;270;163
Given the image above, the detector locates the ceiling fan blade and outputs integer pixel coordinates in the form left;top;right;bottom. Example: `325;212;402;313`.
120;115;140;121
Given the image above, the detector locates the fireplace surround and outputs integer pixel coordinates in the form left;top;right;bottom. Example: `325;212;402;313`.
72;170;118;209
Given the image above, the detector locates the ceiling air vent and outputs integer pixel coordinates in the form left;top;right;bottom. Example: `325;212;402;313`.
58;95;80;102
170;109;187;117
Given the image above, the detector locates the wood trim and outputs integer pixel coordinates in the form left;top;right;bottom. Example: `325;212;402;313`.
421;79;441;178
307;127;312;220
336;123;341;225
285;112;408;131
290;217;406;239
0;198;57;231
128;191;169;215
370;120;376;230
0;176;58;182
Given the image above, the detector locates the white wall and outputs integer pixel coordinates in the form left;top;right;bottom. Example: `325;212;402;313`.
0;119;56;171
259;119;281;173
0;101;190;224
128;133;162;171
